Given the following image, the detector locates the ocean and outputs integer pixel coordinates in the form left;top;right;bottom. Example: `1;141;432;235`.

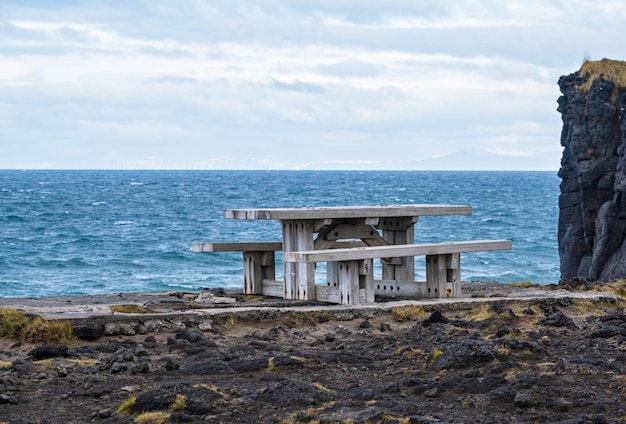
0;170;560;298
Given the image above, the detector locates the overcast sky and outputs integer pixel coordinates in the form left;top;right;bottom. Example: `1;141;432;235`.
1;1;623;170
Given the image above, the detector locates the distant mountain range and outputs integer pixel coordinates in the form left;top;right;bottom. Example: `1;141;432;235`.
294;149;559;171
407;149;559;171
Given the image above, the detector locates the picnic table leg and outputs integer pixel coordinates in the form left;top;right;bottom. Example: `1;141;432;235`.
326;261;338;287
426;253;461;298
337;260;360;305
360;259;375;303
446;253;461;297
243;251;276;295
282;220;315;300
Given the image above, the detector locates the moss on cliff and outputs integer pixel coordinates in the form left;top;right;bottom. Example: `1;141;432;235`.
579;58;626;103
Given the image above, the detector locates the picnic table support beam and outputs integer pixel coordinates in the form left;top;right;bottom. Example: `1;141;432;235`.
379;216;417;281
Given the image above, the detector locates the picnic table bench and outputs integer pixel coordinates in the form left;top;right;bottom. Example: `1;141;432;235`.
191;242;282;295
283;240;512;304
192;205;512;305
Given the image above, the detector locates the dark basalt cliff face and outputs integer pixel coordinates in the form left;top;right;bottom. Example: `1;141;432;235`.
558;59;626;281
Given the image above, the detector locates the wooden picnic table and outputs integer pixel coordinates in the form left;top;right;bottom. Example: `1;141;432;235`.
223;204;472;301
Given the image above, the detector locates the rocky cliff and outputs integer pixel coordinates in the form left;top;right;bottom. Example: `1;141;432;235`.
558;58;626;281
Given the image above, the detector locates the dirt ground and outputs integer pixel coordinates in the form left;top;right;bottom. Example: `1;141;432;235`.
1;287;625;423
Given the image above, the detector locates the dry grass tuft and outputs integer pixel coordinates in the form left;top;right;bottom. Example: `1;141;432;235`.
33;359;56;369
283;402;336;424
431;347;444;362
44;321;75;344
169;394;186;412
117;396;136;414
505;281;541;288
267;357;276;372
133;411;170;424
193;383;229;398
281;310;331;328
0;308;74;344
312;382;337;396
468;303;498;321
211;314;239;333
68;358;101;367
391;305;427;322
579;58;626;103
593;279;626;299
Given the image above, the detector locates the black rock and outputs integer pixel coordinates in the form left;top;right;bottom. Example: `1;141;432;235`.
130;390;176;414
74;323;105;340
131;362;150;374
514;390;534;407
109;362;127;374
177;329;205;343
423;310;449;326
97;408;113;418
255;378;334;407
538;311;578;329
227;357;268;373
163;359;180;371
0;394;18;405
28;345;69;360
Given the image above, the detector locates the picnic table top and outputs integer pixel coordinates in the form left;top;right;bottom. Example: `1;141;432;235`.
224;204;472;220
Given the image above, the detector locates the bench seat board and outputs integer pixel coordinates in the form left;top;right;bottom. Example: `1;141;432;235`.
191;242;282;253
283;240;512;263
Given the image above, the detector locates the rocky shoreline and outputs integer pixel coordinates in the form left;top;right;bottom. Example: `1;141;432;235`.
1;283;625;423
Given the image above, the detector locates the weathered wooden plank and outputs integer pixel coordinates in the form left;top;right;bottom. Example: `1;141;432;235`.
360;259;375;303
242;251;276;295
446;253;461;298
381;230;396;280
224;204;472;221
191;242;282;252
426;254;447;298
261;280;283;298
315;285;341;303
295;220;315;301
282;220;297;300
283;240;512;263
385;225;414;281
322;224;382;241
313;218;333;233
377;216;419;231
374;280;430;297
337;260;360;305
243;252;262;294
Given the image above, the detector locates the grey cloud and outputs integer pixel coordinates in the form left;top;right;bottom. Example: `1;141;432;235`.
0;0;616;170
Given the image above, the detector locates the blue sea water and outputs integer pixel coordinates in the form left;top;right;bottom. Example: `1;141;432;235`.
0;170;560;298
